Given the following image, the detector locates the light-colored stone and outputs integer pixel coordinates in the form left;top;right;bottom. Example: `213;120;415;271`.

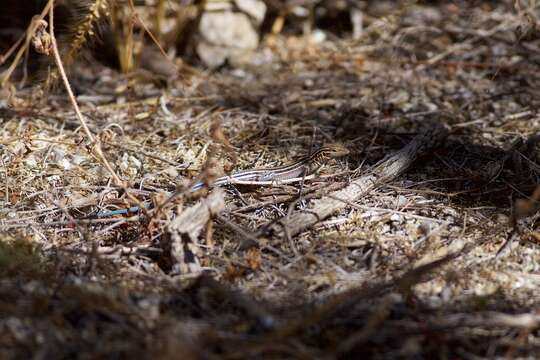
197;11;260;67
234;0;266;24
199;11;258;49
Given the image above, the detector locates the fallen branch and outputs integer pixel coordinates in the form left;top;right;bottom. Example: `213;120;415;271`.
165;189;225;274
269;124;450;237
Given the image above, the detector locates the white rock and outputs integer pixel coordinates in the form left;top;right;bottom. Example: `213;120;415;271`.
59;157;72;170
199;12;258;49
235;0;266;24
309;29;327;44
197;11;260;67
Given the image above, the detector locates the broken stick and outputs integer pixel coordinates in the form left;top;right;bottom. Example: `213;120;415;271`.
270;124;450;237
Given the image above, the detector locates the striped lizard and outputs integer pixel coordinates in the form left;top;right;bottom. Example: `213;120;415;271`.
95;144;349;218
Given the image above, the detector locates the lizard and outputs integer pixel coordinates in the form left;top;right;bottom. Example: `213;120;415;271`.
94;143;349;218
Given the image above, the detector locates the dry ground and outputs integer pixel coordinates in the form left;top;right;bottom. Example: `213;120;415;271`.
2;0;540;358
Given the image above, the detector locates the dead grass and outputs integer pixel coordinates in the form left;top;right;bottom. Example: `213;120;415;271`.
2;0;540;358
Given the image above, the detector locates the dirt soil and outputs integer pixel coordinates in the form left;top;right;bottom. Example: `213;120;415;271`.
2;0;540;358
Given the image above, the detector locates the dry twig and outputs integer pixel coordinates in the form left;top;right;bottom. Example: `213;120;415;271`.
270;124;450;237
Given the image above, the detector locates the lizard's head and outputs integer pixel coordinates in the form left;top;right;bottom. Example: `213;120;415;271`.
319;143;350;159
